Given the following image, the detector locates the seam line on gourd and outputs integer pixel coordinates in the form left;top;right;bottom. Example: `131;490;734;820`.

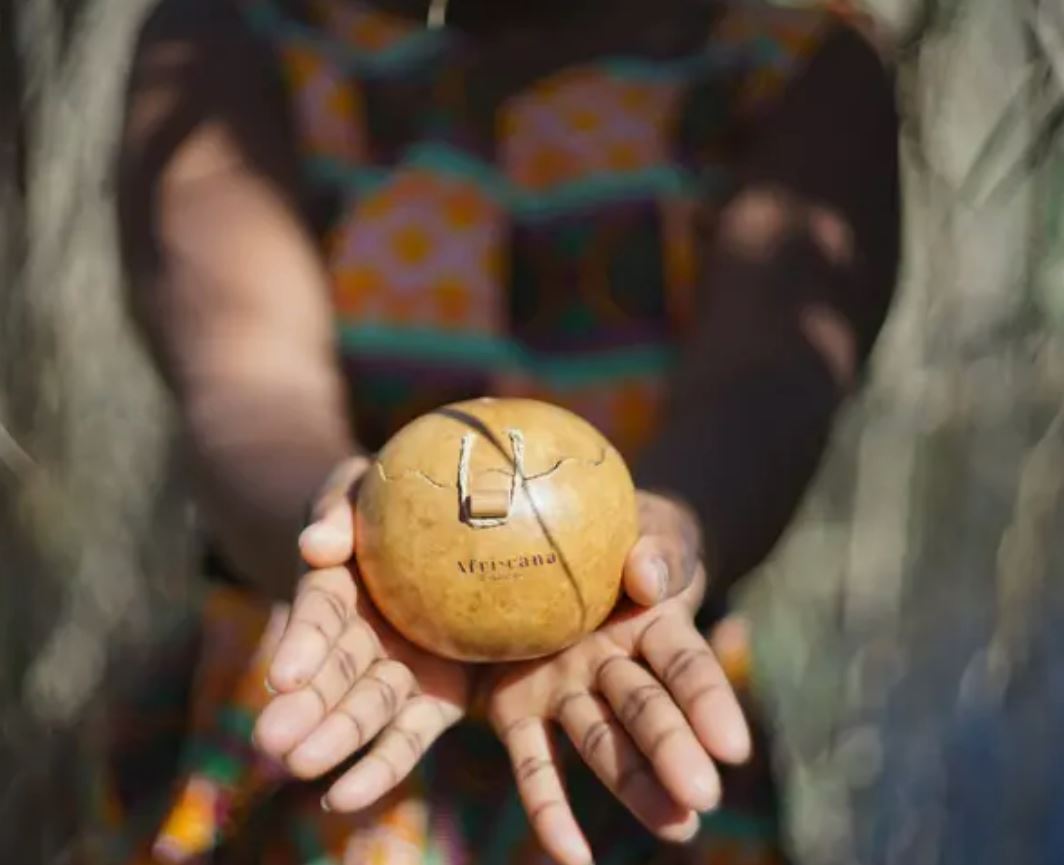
375;461;454;489
374;447;611;489
522;448;608;481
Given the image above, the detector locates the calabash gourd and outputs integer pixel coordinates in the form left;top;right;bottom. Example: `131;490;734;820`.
355;398;638;661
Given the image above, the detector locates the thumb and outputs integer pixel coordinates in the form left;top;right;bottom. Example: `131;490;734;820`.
623;533;693;606
299;456;368;568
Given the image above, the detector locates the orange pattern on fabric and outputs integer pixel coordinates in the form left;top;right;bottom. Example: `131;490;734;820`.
280;42;367;163
317;789;430;864
662;195;700;330
310;0;419;52
154;777;220;862
714;5;830;119
329;171;506;332
491;373;667;459
501;70;683;191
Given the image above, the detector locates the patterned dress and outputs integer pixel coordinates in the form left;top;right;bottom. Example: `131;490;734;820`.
104;1;843;863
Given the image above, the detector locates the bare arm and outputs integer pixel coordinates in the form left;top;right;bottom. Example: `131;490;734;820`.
118;0;356;597
636;22;901;591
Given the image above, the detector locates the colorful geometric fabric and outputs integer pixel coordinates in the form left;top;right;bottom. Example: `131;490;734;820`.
105;2;840;862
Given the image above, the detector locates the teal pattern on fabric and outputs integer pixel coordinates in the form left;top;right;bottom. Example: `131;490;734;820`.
338;323;677;387
306;146;730;218
244;0;448;73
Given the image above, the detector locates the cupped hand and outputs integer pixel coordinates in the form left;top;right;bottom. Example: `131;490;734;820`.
481;491;751;865
253;457;473;811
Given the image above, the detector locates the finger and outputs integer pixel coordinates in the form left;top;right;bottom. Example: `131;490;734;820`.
257;615;379;758
595;654;719;812
553;690;698;843
268;567;357;691
299;457;368;568
498;717;592;865
623;531;696;606
641;617;751;765
287;659;415;778
324;695;461;812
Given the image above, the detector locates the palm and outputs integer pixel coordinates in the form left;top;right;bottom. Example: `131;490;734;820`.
481;564;751;865
255;462;475;813
492;563;706;701
355;578;471;714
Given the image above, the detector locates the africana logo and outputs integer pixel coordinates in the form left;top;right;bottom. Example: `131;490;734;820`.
456;553;558;576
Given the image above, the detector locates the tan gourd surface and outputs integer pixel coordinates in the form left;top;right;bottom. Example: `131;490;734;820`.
355;398;638;662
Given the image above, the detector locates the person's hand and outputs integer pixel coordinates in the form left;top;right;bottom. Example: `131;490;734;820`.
621;490;705;606
481;492;750;865
253;457;473;811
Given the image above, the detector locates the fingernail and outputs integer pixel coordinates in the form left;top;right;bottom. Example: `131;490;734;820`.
691;774;720;812
722;726;754;765
658;810;702;844
263;677;277;696
652;558;669;602
300;524;342;552
679;811;701;841
557;833;594;865
320;795;332;812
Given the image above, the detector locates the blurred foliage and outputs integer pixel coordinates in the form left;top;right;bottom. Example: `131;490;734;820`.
740;2;1064;864
1;0;198;860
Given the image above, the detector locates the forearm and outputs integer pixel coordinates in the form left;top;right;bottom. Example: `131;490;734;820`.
122;125;358;597
151;214;360;596
636;24;900;589
183;373;355;598
635;223;856;589
117;0;365;598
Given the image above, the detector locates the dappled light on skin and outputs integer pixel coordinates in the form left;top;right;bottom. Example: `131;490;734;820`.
716;187;854;268
715;186;858;388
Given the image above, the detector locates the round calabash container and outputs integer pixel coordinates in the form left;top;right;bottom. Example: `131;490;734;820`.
355;398;638;662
